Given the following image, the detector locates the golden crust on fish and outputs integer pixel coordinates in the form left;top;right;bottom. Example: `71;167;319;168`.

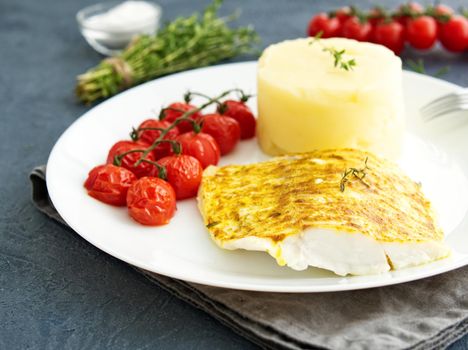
198;148;443;246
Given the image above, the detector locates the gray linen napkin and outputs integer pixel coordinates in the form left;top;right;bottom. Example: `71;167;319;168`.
31;165;468;350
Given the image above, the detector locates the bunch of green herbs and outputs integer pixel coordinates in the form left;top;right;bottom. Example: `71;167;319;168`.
76;0;259;104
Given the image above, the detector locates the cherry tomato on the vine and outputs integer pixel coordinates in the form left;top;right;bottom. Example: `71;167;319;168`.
439;15;468;52
368;7;385;28
307;13;340;38
406;15;438;50
84;164;137;206
219;100;256;139
433;4;454;18
175;132;220;169
373;20;405;54
434;4;454;14
158;155;203;200
432;4;454;38
126;177;176;226
335;7;353;25
137;119;179;159
342;17;372;42
201;113;240;155
106;140;158;178
394;2;424;26
160;102;202;133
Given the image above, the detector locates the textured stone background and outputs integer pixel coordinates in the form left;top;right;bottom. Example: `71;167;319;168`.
1;0;467;348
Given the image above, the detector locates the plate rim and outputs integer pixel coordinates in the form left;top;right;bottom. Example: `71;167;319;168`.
47;60;468;293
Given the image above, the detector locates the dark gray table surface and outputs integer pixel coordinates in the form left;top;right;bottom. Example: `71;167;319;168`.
1;0;467;348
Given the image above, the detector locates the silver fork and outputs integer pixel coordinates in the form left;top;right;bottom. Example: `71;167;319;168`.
420;88;468;121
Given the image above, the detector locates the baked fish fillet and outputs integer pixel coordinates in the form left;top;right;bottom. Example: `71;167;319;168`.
197;149;450;276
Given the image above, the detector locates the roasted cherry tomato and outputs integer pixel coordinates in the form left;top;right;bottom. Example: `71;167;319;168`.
201;113;240;155
307;13;340;38
406;15;437;50
175;132;220;169
126;177;176;226
342;17;372;42
84;164;137;206
137;119;179;159
439;16;468;52
394;2;424;27
219;100;256;139
106;140;157;178
158;155;203;199
373;20;405;54
160;102;202;133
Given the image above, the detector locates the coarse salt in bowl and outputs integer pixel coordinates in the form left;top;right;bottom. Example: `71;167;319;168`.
77;0;162;56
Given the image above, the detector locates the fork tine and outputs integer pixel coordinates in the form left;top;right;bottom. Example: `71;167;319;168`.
421;94;468;112
424;106;468;121
423;102;468;121
421;88;468;121
422;96;468;115
421;100;468;120
421;92;458;111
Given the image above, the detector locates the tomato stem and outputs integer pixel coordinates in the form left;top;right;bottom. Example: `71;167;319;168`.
139;159;167;180
159;106;203;132
159;106;190;121
183;91;192;104
217;102;227;114
113;149;146;166
130;126;167;141
186;91;223;108
239;91;253;103
156;139;182;155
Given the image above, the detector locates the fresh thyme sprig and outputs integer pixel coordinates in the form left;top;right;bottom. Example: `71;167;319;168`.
76;0;259;104
406;58;426;74
309;32;357;71
206;222;219;228
406;58;450;78
434;66;450;78
323;47;357;71
340;157;370;192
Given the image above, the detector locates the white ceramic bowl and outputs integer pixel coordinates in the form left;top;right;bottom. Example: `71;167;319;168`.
77;1;162;56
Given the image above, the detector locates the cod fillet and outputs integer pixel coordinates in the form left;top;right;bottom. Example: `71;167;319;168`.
197;148;450;276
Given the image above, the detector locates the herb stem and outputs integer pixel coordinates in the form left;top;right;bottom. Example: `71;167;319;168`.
340;157;370;192
309;32;357;71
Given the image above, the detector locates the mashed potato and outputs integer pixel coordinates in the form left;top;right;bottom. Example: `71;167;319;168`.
257;38;405;160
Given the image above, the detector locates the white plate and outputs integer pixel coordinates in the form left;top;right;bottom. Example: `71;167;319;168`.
47;61;468;292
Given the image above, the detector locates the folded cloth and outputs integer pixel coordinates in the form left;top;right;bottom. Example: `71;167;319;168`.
31;165;468;350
